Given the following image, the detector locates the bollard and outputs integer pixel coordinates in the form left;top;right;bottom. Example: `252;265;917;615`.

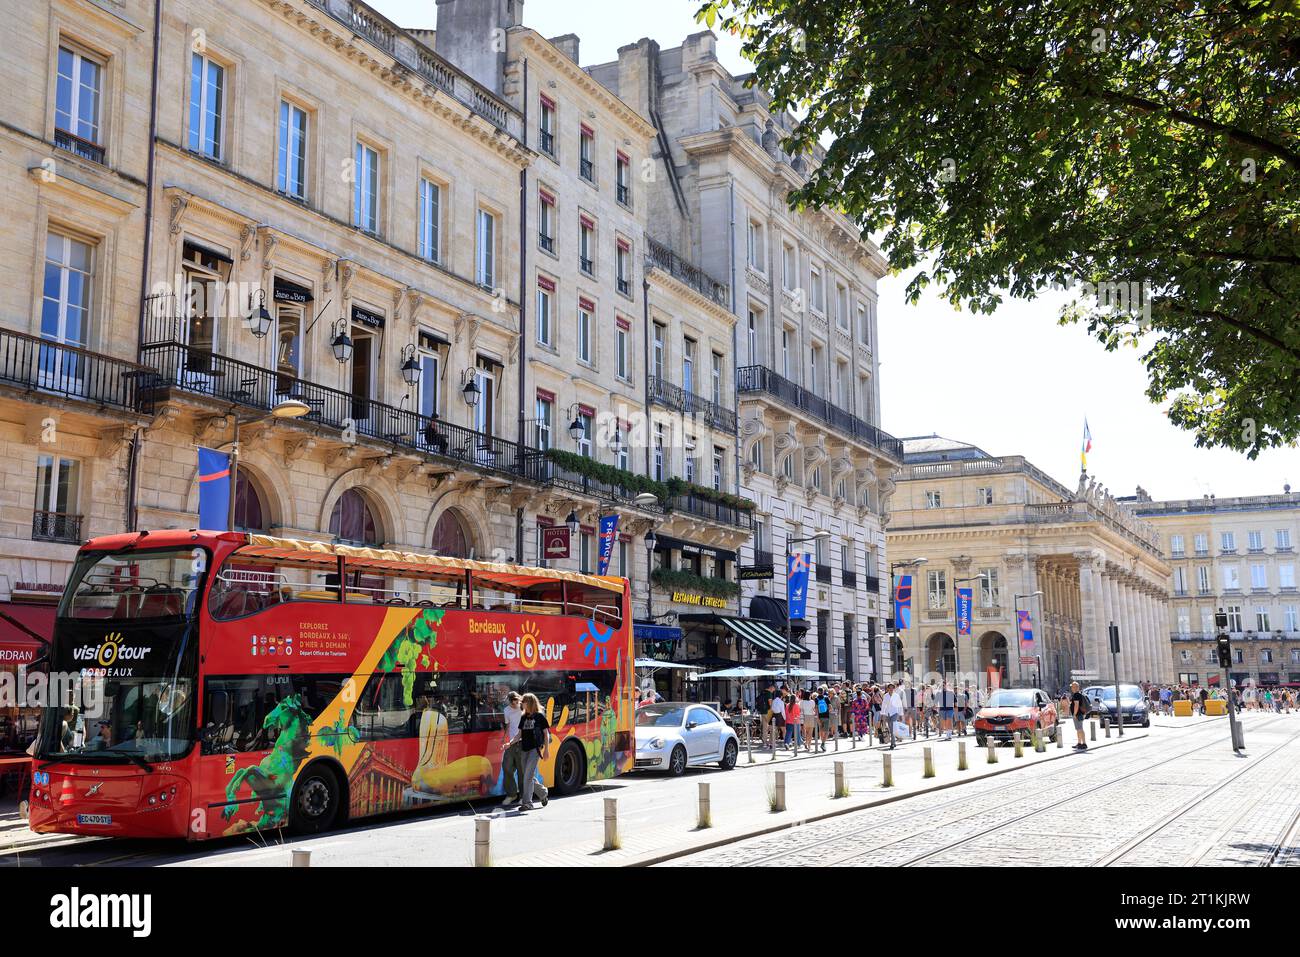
1056;726;1064;749
923;746;935;778
1104;716;1111;738
745;720;754;764
882;752;894;787
958;741;968;771
697;782;712;829
987;739;998;763
1013;731;1024;758
834;760;848;798
291;848;311;868
1034;729;1045;753
1090;719;1097;741
852;727;858;750
474;817;491;868
603;797;619;850
773;771;787;812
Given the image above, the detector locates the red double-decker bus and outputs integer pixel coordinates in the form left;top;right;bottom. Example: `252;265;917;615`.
28;530;633;839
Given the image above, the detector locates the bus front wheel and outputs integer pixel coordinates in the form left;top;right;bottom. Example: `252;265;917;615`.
552;740;586;796
290;763;342;834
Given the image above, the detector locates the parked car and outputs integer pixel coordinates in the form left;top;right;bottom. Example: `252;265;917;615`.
634;702;739;775
973;688;1059;746
1084;684;1150;728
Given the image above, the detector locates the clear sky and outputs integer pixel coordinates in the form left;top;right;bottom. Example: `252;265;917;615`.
373;0;1299;501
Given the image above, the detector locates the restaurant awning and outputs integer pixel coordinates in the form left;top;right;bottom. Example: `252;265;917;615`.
0;603;54;667
679;612;809;657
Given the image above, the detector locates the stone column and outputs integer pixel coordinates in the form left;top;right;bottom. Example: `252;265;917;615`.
1099;563;1116;682
1075;551;1102;682
1108;572;1124;683
1117;576;1135;684
1141;583;1156;682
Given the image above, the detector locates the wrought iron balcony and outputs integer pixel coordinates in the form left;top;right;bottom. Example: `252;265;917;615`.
539;232;555;254
0;325;154;415
617;277;631;296
665;492;752;530
539;129;554;155
841;569;857;588
579;158;594;182
736;365;903;460
521;451;664;513
864;574;881;592
645;237;729;307
648;375;737;433
579;256;594;276
140;340;524;479
816;564;832;584
55;129;105;165
617;183;630;205
32;510;82;544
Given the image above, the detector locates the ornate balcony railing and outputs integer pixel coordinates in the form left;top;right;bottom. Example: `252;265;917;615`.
0;326;154;415
141;341;523;478
736;365;903;460
665;492;752;530
522;450;664;513
55;128;105;165
616;183;630;205
645;237;729;307
841;569;857;588
539;233;555;254
579;158;594;182
539;130;554;155
32;510;82;544
816;564;832;584
647;375;737;433
864;574;881;592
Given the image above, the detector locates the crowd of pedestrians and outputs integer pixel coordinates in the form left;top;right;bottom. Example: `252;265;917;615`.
745;678;986;753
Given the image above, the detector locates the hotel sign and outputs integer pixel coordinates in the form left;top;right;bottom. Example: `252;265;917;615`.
671;591;728;609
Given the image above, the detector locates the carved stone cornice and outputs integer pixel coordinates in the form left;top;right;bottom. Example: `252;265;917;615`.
144;405;180;436
283;436;317;468
192;414;231;445
96;425;133;461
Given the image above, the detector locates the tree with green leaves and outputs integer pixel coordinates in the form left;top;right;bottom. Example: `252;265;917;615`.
698;0;1299;456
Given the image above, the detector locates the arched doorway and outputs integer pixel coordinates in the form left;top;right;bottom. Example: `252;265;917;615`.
926;632;955;676
329;488;381;545
232;470;270;532
431;509;474;558
979;632;1009;688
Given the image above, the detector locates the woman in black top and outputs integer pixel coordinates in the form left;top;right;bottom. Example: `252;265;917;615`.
514;693;550;811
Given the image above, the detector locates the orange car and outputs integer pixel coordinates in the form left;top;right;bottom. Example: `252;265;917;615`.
973;688;1059;746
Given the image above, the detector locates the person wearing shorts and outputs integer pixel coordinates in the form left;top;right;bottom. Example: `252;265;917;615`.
816;690;833;750
1069;681;1088;749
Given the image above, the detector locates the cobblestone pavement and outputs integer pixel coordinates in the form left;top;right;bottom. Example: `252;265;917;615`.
668;713;1300;867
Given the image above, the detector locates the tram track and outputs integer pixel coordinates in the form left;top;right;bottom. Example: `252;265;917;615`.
682;717;1294;868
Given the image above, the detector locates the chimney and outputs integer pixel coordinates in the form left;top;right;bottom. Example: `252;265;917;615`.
549;33;579;63
434;0;524;95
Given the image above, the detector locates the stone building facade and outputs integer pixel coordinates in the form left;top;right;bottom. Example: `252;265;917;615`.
887;437;1172;691
587;32;901;680
1129;489;1300;688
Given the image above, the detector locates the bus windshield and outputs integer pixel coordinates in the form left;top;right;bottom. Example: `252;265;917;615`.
60;547;208;620
38;676;196;764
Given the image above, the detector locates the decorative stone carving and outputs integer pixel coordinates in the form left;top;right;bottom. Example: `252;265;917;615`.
282;436;316;467
239;224;257;263
168;194;189;235
192;414;231;445
144;405;180;436
96;426;132;461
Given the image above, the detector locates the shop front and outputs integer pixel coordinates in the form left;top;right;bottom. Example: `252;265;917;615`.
0;599;55;755
633;621;684;701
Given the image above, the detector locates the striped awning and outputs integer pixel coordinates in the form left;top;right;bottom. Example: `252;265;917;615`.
721;617;809;656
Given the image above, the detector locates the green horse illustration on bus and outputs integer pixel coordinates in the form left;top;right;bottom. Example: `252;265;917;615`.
222;694;313;833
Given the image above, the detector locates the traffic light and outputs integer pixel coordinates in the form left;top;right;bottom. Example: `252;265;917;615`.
1215;610;1229;631
1108;623;1120;655
1216;634;1232;669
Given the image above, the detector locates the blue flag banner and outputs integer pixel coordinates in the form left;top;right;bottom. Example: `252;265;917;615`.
956;587;974;637
894;574;913;630
1017;610;1036;657
198;447;231;531
787;552;811;621
597;514;619;576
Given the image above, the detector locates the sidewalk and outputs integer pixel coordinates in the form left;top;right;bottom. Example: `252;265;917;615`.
171;724;1145;868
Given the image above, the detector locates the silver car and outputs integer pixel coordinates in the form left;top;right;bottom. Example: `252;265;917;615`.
634;702;739;775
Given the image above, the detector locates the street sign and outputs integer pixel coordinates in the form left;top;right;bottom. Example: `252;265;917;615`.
1019;655;1037;665
738;563;774;581
1070;670;1100;679
541;525;571;560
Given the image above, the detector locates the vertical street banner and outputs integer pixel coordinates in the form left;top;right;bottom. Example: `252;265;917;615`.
787;552;811;620
956;587;973;637
894;574;913;630
1017;609;1036;657
596;514;619;575
197;448;231;531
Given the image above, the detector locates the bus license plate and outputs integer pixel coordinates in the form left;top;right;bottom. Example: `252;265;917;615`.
76;814;112;826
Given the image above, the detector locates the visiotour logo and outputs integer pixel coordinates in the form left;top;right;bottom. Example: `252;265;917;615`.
492;621;567;669
49;887;151;937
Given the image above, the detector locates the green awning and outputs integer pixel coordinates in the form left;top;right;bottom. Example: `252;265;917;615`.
721;617;809;656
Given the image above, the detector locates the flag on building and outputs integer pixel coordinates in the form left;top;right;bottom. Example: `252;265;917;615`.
787;552;811;620
198;448;232;530
596;514;619;575
1081;418;1093;470
894;574;913;630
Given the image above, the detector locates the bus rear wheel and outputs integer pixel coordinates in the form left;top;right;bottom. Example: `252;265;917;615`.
290;763;342;834
552;740;586;796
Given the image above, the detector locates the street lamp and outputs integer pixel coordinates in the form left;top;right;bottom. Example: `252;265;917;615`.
227;398;311;529
888;557;927;683
329;318;353;364
245;289;272;339
460;369;481;408
565;404;586;444
784;529;830;684
644;528;657;620
399;343;421;387
1013;591;1044;688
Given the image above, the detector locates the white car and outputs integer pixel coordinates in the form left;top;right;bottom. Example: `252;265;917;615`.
634;702;739;775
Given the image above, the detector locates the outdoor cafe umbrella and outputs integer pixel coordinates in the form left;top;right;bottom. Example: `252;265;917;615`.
634;659;703;671
693;667;777;763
